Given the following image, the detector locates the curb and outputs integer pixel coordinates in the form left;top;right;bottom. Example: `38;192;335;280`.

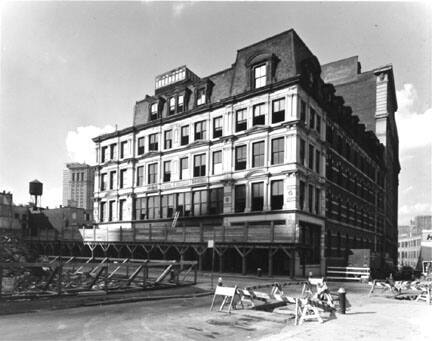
83;291;213;307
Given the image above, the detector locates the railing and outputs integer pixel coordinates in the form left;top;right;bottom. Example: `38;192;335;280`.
80;221;295;244
326;266;370;281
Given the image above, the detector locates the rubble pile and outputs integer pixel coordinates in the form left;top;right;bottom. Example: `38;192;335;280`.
0;232;37;264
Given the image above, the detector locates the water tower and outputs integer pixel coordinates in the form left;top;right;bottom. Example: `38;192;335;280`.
29;179;43;208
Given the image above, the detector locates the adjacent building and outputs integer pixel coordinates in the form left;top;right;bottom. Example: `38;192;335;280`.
87;29;398;276
62;163;95;212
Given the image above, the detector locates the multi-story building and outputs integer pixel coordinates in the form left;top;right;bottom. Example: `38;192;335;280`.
398;232;422;269
89;29;397;276
62;163;95;212
321;57;400;263
0;191;28;231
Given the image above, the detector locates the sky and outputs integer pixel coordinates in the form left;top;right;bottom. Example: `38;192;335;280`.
1;1;431;225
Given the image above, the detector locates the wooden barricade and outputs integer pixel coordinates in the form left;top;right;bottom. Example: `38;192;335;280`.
210;285;238;314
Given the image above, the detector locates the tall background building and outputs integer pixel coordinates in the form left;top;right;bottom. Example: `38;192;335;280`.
62;163;95;211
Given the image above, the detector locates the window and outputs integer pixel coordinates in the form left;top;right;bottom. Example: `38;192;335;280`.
101;146;108;163
177;94;184;112
109;170;116;190
137;137;145;155
212;150;222;174
164;130;172;149
110;143;117;160
251;182;264;211
162;194;174;218
315;150;320;174
147;196;160;219
235;185;246;213
299;181;305;210
193;190;207;216
120;141;128;158
194;121;206;140
180;157;188;179
271;138;284;165
119;199;126;221
235;145;247;170
108;201;115;222
177;192;191;216
308;185;314;212
252;141;265;167
72;173;75;181
197;88;206;106
213;117;222;138
193;154;206;177
148;163;158;184
253;103;265;125
300;223;321;264
316;115;321;134
236;109;247;132
100;173;107;191
100;202;106;222
120;169;127;188
253;64;266;88
163;161;171;182
136;166;144;186
149;133;158;151
135;197;146;220
271;180;284;210
309;145;314;169
300;100;306;123
181;125;189;145
150;103;158;120
309;108;315;129
209;188;224;214
169;97;176;115
272;98;285;123
300;139;306;166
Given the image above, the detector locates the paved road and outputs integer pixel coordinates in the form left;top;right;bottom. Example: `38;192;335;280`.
0;295;289;340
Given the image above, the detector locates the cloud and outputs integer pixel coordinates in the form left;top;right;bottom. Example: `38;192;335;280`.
172;2;194;17
396;83;432;150
41;186;62;209
399;203;432;216
66;125;115;165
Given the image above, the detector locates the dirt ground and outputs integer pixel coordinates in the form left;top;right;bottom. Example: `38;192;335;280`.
0;274;431;340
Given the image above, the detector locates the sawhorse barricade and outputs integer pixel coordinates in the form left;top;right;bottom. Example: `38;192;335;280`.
210;285;238;314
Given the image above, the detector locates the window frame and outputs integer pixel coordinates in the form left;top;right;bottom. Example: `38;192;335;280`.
149;133;158;151
235;145;247;170
252;103;265;126
137;137;145;155
194;121;206;141
213;116;223;138
252;141;265;168
163;160;171;182
212;150;222;175
272;98;285;124
181;125;189;145
253;63;267;89
193;153;206;177
164;130;172;150
148;163;158;184
271;137;284;165
271;180;284;210
251;182;264;211
235;109;247;132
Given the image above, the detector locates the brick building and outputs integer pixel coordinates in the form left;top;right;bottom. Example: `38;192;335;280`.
87;29;398;276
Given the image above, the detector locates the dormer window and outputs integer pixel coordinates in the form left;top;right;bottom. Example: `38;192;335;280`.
197;88;206;106
253;64;267;88
169;98;176;115
150;103;158;121
177;94;184;112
